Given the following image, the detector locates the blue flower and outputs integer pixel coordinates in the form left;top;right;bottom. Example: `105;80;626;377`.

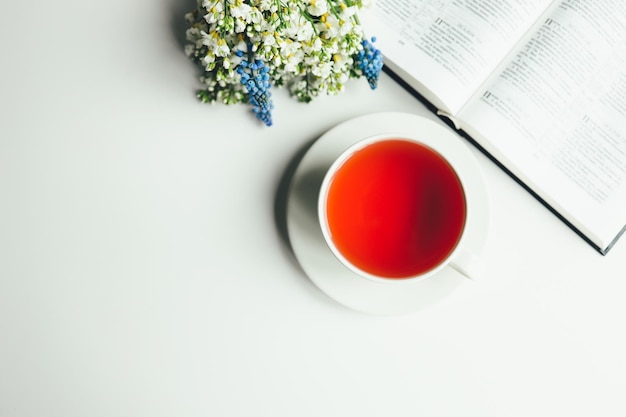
357;37;384;90
236;53;273;127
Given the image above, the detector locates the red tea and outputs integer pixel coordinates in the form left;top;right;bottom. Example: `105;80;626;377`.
325;139;466;278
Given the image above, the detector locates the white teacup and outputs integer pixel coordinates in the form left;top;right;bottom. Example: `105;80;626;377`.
318;134;482;283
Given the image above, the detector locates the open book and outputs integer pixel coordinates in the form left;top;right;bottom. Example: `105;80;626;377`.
360;0;626;254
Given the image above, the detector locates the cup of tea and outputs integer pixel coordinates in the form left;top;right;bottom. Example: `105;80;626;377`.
318;134;481;282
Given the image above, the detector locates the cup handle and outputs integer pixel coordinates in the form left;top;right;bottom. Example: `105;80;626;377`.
450;249;482;280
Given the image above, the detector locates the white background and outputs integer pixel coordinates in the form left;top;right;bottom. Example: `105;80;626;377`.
1;1;625;416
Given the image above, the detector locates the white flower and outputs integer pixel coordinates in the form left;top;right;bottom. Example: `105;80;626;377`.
325;40;339;55
230;2;252;19
312;61;333;78
234;18;246;32
262;31;277;47
318;15;340;39
202;53;216;69
201;31;230;57
202;1;223;24
257;0;275;12
297;24;315;42
186;27;204;49
284;51;304;73
279;39;302;57
310;37;323;52
332;52;351;70
184;44;195;57
303;53;320;67
247;8;263;24
307;0;328;16
223;55;243;69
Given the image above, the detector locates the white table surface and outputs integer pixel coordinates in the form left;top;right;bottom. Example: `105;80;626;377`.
1;1;625;416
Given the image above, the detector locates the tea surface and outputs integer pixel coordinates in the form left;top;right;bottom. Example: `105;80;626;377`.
325;139;466;278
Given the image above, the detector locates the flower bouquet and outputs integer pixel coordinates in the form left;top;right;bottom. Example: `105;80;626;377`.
185;0;383;126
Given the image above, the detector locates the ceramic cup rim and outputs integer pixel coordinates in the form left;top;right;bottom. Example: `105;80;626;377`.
317;133;470;284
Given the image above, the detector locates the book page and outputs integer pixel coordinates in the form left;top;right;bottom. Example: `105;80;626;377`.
460;0;626;249
361;0;553;113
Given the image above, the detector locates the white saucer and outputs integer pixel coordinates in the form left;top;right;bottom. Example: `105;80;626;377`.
286;112;490;315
